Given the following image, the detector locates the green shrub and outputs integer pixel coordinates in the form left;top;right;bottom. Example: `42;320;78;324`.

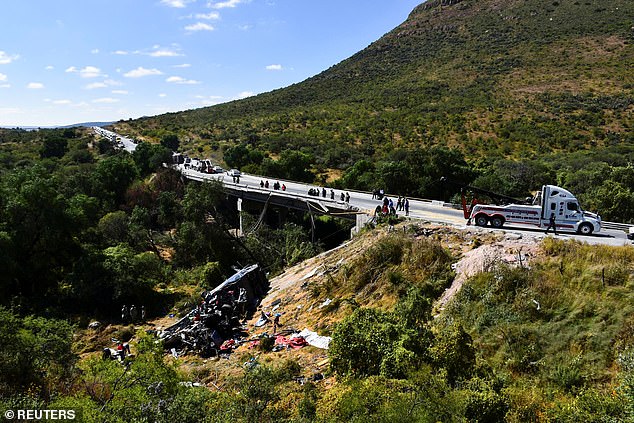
329;307;429;379
429;321;476;385
461;377;510;423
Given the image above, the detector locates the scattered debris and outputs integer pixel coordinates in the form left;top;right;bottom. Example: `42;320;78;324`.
158;264;269;357
292;329;331;349
319;298;332;308
88;321;102;330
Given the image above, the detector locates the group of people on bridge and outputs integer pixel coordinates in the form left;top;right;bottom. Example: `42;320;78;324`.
375;194;409;217
260;180;286;191
308;187;351;203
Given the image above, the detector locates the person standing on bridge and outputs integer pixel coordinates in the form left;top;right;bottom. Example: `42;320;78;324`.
282;184;286;191
340;192;345;201
404;198;410;216
260;180;264;188
345;192;350;203
330;189;335;200
265;180;269;189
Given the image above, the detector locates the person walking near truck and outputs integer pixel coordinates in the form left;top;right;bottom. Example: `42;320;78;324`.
545;212;558;235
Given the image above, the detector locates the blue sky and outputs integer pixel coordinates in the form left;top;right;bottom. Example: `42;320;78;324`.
0;0;422;127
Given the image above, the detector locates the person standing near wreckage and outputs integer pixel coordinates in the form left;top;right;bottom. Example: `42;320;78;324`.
130;305;138;323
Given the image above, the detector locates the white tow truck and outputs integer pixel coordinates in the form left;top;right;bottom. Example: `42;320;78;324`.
459;183;602;235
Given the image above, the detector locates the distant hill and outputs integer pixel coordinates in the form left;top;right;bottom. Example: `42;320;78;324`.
1;121;114;130
116;0;634;167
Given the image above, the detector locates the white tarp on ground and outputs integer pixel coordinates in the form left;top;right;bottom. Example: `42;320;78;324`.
293;328;331;350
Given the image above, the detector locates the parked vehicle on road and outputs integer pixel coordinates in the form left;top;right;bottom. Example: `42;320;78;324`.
447;178;602;235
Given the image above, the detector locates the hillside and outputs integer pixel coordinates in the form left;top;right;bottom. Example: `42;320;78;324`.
70;220;634;421
115;0;634;164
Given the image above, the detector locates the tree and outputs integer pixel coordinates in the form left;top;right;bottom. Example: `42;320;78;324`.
277;150;315;182
40;136;68;159
92;154;139;206
132;142;172;176
160;133;180;152
0;308;75;396
0;166;81;304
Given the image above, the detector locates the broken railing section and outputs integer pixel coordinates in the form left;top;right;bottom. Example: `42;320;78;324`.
158;264;269;357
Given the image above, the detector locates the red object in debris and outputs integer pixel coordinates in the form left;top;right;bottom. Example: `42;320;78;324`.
290;336;308;349
274;335;307;349
220;339;236;350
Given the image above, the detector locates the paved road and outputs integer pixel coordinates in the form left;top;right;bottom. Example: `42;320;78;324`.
92;126;137;152
178;166;631;247
92;127;630;247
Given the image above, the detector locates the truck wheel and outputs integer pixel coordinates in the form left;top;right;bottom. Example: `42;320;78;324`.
490;216;504;228
475;215;488;227
577;223;593;235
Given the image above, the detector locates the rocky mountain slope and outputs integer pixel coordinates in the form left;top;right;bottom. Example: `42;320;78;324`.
116;0;634;163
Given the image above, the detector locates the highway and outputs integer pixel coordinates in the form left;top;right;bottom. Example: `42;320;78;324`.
178;165;631;247
92;126;137;153
91;127;631;247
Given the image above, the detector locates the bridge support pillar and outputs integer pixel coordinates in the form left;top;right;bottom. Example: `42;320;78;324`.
237;198;243;237
352;213;372;236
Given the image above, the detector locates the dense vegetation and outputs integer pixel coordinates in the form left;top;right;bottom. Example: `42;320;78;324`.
112;0;634;220
3;0;634;419
0;127;335;419
2;127;634;421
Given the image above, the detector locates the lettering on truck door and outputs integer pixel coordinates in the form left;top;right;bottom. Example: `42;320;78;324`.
564;201;579;220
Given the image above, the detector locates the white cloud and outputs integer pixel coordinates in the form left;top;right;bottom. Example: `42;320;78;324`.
111;90;128;95
0;84;10;88
185;22;214;31
237;91;253;99
52;99;72;105
195;12;220;19
123;67;163;78
113;50;129;55
27;82;44;89
173;63;191;68
0;73;6;82
149;49;183;57
67;66;105;78
84;82;108;90
45;65;54;70
92;97;119;103
0;51;19;65
91;48;100;54
103;79;123;87
161;0;190;7
166;75;200;84
159;93;167;97
208;0;244;9
266;64;283;71
79;66;103;78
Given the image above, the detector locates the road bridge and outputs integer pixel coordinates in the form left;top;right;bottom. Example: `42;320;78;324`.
176;165;632;247
91;127;632;247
